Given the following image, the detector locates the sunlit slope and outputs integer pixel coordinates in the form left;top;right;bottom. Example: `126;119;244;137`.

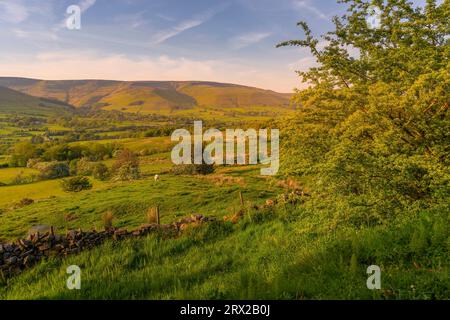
178;82;290;108
0;78;292;115
0;86;74;116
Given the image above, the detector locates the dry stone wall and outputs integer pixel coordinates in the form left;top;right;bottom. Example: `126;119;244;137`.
0;214;215;279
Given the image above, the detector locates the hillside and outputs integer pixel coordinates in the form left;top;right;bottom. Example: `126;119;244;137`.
0;86;74;117
2;199;447;299
0;77;292;116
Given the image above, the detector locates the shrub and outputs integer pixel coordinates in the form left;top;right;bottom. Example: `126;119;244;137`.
39;162;70;179
26;158;40;169
69;159;78;175
112;149;140;181
171;163;215;175
146;207;159;224
61;176;92;192
11;171;34;185
8;142;37;167
102;211;114;230
92;163;109;180
19;198;34;206
76;157;93;176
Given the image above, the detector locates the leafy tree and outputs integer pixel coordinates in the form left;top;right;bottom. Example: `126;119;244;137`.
277;0;449;222
92;163;110;180
39;162;70;180
112;149;140;181
9;142;37;167
61;176;93;192
76;157;94;176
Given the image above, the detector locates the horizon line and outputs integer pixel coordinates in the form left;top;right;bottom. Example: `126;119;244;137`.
0;75;294;94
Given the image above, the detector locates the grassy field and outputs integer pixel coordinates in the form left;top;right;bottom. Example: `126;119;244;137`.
0;164;283;240
0;133;448;300
1;202;447;300
0;167;39;185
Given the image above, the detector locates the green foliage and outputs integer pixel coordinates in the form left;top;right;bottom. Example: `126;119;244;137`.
8;142;37;167
0;0;448;300
171;163;215;175
38;162;70;180
61;176;93;193
92;163;110;181
112;149;140;181
1;205;447;300
277;0;449;221
74;158;92;176
409;224;428;255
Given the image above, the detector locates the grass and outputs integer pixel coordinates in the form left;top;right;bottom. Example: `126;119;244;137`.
0;121;447;300
0;178;110;207
0;86;73;117
0;166;283;240
1;204;447;300
0;167;39;185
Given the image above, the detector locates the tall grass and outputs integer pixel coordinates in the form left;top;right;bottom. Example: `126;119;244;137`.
1;204;447;300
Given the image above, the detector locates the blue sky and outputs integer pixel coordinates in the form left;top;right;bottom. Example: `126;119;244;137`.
0;0;429;92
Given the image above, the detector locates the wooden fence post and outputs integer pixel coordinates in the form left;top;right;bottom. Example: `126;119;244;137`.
239;191;244;207
156;205;160;225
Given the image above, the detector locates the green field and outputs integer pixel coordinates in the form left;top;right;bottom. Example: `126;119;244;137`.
1;200;447;300
0;167;39;185
0;0;448;300
0;165;282;240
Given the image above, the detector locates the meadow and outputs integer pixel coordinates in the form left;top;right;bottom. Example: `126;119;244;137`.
0;162;282;241
1;199;447;300
0;0;448;300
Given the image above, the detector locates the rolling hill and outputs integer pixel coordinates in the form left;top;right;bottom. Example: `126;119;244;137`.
0;86;74;117
0;77;292;116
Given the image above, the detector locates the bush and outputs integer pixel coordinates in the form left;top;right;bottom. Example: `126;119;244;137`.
92;163;109;180
11;172;36;185
39;162;70;179
171;163;215;175
102;211;114;230
146;207;159;224
76;157;93;176
112;149;140;181
61;176;92;192
8;142;37;167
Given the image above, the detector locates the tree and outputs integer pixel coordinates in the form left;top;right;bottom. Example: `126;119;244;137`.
112;149;140;181
9;142;37;167
61;176;93;192
92;163;110;180
277;0;449;221
39;162;70;179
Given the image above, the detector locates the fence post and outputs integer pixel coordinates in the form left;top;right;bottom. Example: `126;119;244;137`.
156;205;160;225
239;191;244;207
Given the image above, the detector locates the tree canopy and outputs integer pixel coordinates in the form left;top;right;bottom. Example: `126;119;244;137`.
277;0;449;223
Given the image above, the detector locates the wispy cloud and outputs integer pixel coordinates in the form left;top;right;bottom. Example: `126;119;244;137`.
0;0;29;23
0;50;300;92
151;3;229;45
12;28;59;41
115;11;148;29
232;32;272;49
157;13;176;22
293;0;328;20
78;0;97;13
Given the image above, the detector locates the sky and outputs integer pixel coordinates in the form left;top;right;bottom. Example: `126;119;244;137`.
0;0;429;92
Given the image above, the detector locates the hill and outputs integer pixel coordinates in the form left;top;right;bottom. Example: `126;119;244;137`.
1;198;447;299
0;86;74;117
0;77;292;116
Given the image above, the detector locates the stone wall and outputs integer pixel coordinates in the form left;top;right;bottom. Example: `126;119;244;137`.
0;214;215;279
